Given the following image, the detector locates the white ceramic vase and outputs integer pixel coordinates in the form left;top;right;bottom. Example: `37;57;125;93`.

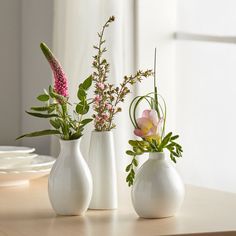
88;131;118;209
131;152;185;218
48;139;92;216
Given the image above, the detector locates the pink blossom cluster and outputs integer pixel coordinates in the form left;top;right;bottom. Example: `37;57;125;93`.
97;82;105;90
94;95;102;105
93;82;115;130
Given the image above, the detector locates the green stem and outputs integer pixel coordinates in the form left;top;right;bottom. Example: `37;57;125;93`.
153;48;161;119
97;18;111;83
61;103;70;140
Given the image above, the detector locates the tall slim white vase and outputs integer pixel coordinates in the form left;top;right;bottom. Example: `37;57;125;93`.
88;131;118;209
48;139;92;215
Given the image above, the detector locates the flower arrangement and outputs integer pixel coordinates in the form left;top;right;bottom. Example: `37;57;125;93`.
91;16;153;131
17;43;93;140
125;50;183;186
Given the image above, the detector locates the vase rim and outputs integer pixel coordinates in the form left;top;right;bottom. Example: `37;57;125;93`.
59;138;81;143
92;130;113;133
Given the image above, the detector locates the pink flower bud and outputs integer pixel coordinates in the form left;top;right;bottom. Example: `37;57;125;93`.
105;103;113;111
97;82;105;90
102;113;109;120
94;95;102;105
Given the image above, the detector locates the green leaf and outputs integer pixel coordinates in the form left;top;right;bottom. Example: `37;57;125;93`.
128;140;138;147
130;169;135;177
81;75;92;90
83;106;90;114
70;133;82;140
80;118;93;126
172;141;182;149
31;106;51;112
171;135;179;141
159;132;172;150
76;103;83;114
151;139;158;149
166;142;175;149
76;103;89;115
26;111;58;118
138;140;150;147
133;147;143;155
126;174;131;182
133;158;138;167
125;164;132;172
126;150;135;156
77;88;87;100
49;85;55;98
172;151;179;157
48;105;56;113
170;153;176;163
16;129;61;140
37;94;49;101
50;119;61;129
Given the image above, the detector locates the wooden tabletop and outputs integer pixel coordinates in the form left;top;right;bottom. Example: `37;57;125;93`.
0;177;235;236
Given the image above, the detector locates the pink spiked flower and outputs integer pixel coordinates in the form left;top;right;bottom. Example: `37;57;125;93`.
40;42;68;97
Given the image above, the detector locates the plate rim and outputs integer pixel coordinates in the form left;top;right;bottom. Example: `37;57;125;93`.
0;167;51;174
0;153;38;160
0;155;55;172
0;146;35;154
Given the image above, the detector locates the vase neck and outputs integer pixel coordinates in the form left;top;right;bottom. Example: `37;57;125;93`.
59;139;81;156
149;152;165;160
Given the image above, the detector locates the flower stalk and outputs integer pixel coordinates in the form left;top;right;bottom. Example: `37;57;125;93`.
92;16;153;131
125;49;183;187
17;43;93;141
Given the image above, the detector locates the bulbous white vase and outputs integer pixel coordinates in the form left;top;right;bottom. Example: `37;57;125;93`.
131;152;185;218
48;139;92;216
88;131;118;209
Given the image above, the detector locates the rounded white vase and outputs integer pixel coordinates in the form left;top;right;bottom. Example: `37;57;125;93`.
131;152;185;218
48;139;92;216
88;131;118;209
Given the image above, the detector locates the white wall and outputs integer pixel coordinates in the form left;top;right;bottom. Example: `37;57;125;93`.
21;0;54;154
0;0;21;145
176;0;236;193
0;0;54;154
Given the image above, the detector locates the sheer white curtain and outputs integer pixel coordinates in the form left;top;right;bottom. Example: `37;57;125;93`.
51;0;136;203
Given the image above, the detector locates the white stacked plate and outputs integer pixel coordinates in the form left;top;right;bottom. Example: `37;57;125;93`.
0;146;55;187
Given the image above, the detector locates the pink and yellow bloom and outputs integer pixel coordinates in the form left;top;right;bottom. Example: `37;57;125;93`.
134;109;162;143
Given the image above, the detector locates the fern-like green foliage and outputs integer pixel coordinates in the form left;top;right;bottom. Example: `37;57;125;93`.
125;132;183;186
125;88;183;186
